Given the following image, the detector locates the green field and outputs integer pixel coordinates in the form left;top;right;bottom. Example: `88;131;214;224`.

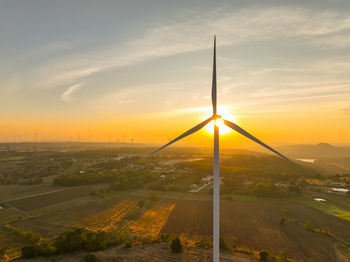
301;200;350;222
0;143;349;261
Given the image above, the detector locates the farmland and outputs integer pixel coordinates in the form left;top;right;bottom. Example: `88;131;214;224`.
79;200;138;231
162;199;350;262
0;143;349;261
130;203;175;238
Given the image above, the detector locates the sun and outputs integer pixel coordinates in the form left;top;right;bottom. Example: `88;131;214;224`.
204;106;235;135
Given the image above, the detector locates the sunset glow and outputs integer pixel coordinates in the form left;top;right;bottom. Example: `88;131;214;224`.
204;107;234;135
0;1;349;146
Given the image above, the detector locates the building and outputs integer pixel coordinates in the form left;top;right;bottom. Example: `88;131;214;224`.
328;188;349;195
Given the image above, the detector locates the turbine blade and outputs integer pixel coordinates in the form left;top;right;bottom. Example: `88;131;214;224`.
223;119;290;161
152;117;213;154
212;36;217;115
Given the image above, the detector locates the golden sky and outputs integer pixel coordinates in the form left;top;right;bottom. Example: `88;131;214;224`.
1;1;350;147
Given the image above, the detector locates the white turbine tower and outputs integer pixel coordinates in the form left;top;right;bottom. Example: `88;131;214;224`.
152;36;289;262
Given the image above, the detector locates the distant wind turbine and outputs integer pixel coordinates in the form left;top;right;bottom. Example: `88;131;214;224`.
152;36;290;262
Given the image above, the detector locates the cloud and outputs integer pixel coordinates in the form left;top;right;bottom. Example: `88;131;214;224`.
13;6;350;91
38;66;101;89
61;83;84;102
125;6;350;56
342;107;350;115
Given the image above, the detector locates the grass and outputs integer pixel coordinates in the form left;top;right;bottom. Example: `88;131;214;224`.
221;194;257;202
0;156;25;161
0;184;61;202
335;243;350;259
301;200;350;222
0;207;27;224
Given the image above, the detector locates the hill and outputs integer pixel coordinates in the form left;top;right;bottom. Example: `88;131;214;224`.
278;143;350;159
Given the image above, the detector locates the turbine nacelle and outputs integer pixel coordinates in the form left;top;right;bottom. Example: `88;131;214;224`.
212;115;223;128
212;114;221;120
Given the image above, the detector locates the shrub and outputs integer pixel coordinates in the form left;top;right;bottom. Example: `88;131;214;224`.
21;245;37;258
124;241;132;248
278;250;288;262
304;220;313;231
4;224;41;244
84;253;100;262
234;246;253;255
170;238;182;252
194;239;211;249
321;228;328;235
0;247;6;257
280;218;285;226
220;237;229;250
258;250;270;261
138;200;145;208
37;241;56;256
159;233;169;242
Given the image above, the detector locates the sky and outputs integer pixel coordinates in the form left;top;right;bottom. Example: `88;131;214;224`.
1;0;350;147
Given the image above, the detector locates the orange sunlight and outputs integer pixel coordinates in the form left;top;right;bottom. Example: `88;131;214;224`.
204;106;235;135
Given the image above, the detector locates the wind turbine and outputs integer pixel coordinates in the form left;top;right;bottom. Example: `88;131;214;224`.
152;36;289;262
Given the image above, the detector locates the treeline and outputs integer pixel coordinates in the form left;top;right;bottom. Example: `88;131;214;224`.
251;182;287;197
176;155;318;182
3;224;41;243
0;176;43;185
53;168;157;190
109;169;156;190
222;178;305;198
21;228;126;259
53;173;114;186
221;154;318;179
0;151;71;185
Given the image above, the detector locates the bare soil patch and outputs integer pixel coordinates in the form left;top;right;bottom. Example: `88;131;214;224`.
6;187;92;211
161;199;350;262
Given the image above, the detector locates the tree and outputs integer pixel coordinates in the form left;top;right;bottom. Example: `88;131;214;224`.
258;250;270;261
37;241;56;256
54;228;86;253
138;200;145;208
253;182;284;197
21;245;37;258
170;238;182;252
149;192;158;203
0;247;6;257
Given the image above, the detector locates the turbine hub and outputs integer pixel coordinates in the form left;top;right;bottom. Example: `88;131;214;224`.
213;114;221;120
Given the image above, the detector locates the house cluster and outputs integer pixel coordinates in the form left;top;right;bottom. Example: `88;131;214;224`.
190;175;224;193
328;187;349;195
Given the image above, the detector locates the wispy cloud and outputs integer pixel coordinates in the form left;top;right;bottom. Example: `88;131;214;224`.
8;6;350;92
61;83;84;102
